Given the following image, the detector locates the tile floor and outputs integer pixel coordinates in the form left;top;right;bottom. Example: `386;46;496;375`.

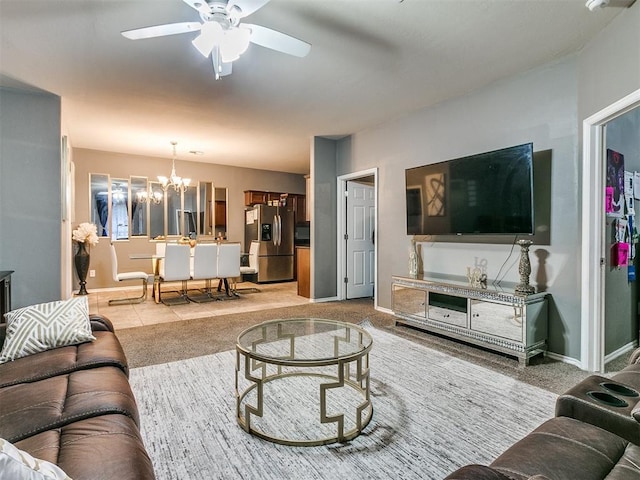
87;281;309;330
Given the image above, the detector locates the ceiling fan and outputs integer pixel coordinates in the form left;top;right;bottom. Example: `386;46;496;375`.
121;0;311;79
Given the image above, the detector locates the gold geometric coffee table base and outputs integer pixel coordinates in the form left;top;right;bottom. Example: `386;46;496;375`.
235;319;373;447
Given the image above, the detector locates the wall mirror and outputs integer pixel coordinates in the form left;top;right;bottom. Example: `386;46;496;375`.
197;183;227;238
130;176;148;237
148;181;165;239
90;173;110;237
198;182;213;236
110;178;129;241
183;186;198;237
166;187;180;236
89;174;226;240
214;187;227;239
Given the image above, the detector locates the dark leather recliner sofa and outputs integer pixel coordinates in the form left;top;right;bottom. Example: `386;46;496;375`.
0;314;155;479
445;353;640;480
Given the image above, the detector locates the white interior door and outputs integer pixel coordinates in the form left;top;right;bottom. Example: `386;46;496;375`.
346;180;375;299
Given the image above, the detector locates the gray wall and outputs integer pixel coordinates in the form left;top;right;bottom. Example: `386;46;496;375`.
311;137;338;299
73;148;305;289
0;87;62;308
577;2;640;123
605;107;640;357
335;58;580;357
319;2;640;362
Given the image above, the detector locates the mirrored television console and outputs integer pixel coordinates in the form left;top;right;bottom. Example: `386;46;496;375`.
391;274;548;366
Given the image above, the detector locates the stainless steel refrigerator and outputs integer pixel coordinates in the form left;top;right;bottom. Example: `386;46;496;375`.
244;204;295;282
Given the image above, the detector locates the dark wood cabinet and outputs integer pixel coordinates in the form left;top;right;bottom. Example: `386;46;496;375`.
296;248;310;298
244;190;268;206
290;194;306;223
244;190;306;220
267;192;283;204
214;201;227;228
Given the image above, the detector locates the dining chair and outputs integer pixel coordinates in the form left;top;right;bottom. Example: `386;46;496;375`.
151;242;167;300
157;243;191;305
188;243;218;303
217;242;241;297
108;243;150;305
237;240;260;294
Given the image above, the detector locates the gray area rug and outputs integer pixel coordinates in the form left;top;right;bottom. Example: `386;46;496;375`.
129;324;557;479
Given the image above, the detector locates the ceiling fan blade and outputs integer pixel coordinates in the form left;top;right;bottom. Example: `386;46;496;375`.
182;0;211;15
122;22;202;40
227;0;271;18
243;24;311;57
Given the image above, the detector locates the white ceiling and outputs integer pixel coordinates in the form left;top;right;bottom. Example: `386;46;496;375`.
0;0;625;174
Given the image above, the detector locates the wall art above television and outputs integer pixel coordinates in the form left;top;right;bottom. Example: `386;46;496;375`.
405;143;534;236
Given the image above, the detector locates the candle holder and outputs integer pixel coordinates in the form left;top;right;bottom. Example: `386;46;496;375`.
515;239;536;295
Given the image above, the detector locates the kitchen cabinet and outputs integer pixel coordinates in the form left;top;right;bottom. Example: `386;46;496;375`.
244;191;268;206
244;191;306;221
296;247;310;298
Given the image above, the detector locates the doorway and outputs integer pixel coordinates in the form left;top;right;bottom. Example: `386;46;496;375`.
337;169;378;306
581;88;640;372
603;107;640;369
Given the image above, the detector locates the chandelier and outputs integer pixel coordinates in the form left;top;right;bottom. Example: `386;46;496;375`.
136;187;163;205
158;141;191;193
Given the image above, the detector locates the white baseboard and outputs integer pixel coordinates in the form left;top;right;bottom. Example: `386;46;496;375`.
545;351;584;370
376;305;394;315
604;340;638;364
311;296;340;303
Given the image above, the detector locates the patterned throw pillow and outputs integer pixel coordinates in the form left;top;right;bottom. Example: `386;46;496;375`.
0;437;72;480
0;297;95;364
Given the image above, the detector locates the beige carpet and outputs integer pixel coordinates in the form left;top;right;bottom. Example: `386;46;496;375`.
129;324;558;480
116;298;594;395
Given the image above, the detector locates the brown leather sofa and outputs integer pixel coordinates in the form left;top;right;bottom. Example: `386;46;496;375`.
444;355;640;480
0;314;156;479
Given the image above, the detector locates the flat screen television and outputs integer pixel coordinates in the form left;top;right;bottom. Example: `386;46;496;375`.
405;143;534;235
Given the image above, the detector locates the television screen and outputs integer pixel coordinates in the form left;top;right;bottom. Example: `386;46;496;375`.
406;143;534;235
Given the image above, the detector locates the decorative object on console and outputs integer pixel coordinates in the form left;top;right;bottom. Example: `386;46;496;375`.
515;239;536;295
466;266;487;289
158;142;191;193
72;222;99;296
408;239;419;278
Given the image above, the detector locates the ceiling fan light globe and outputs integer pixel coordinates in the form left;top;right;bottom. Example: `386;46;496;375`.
221;27;251;62
192;21;224;57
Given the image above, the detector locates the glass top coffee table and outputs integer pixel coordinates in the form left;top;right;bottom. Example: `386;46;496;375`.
235;318;374;446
